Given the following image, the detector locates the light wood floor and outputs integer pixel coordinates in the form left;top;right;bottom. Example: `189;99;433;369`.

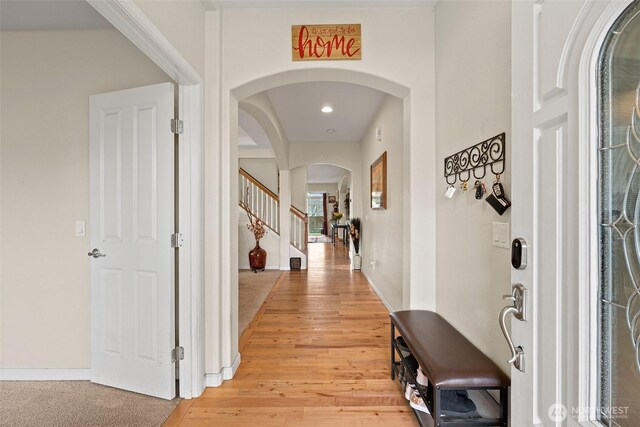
164;243;416;426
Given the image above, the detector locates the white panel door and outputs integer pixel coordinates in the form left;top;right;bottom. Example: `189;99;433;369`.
89;83;175;400
511;1;588;426
509;0;640;425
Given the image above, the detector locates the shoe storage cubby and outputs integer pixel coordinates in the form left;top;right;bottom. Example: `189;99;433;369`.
390;310;509;427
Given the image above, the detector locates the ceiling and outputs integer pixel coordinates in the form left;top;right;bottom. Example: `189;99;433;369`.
307;164;349;184
266;82;385;143
204;0;434;9
0;1;113;31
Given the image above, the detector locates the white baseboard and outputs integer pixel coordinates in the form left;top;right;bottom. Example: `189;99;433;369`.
203;352;241;387
204;373;222;387
361;270;394;313
0;368;91;381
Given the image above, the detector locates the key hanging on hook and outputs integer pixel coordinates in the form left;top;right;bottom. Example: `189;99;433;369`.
445;184;456;199
460;180;469;192
486;173;511;215
492;174;504;198
474;180;486;200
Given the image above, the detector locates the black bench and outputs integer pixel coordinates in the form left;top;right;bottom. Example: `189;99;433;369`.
390;310;510;427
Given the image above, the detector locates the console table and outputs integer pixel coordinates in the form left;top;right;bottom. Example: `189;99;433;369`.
330;223;349;246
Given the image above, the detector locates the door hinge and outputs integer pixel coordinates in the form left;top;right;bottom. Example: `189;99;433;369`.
171;233;184;248
171;119;183;135
171;346;184;363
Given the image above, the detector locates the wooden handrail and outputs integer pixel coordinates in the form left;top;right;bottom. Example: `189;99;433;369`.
239;168;279;202
289;205;308;222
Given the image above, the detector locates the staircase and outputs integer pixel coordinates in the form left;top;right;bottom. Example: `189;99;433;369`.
239;168;308;255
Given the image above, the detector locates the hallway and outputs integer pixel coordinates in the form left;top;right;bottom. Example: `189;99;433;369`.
165;243;415;426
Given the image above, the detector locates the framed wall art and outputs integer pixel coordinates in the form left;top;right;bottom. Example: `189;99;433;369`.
370;151;387;210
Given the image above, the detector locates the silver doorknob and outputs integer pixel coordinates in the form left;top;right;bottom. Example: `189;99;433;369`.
88;248;106;258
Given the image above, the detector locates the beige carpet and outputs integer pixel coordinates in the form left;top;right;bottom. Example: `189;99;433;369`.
0;381;180;427
239;269;283;335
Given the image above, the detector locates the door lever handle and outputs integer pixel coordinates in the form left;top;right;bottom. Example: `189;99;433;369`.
499;305;519;364
88;248;106;258
498;283;527;372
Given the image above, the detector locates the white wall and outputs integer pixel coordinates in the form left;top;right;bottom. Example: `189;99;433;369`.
238;147;275;159
239;158;279;195
206;5;435;378
290;166;307;212
360;95;404;311
307;184;338;194
240;94;290;170
0;29;172;369
133;0;205;77
434;0;512;373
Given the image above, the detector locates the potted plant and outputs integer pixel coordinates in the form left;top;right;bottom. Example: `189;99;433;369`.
332;211;344;224
240;188;268;272
349;218;361;270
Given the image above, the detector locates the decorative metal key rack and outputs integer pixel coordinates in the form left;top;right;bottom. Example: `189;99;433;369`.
444;133;506;185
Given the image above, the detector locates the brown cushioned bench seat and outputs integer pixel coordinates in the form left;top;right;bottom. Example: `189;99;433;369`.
390;310;510;389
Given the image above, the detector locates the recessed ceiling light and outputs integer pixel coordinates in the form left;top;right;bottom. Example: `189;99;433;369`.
321;106;333;113
326;129;336;133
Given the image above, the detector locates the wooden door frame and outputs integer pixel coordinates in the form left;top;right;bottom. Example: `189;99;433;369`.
88;0;205;399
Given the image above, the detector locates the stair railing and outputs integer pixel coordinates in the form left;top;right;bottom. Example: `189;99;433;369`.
239;169;309;254
239;168;280;233
290;206;308;253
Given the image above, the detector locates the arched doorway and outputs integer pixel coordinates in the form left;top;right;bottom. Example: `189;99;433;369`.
222;70;412;364
304;163;352;246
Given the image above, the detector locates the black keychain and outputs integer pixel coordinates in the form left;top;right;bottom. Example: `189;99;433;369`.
474;180;486;200
485;174;510;215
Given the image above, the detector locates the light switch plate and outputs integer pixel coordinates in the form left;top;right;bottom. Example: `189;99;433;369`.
492;222;510;248
75;220;86;237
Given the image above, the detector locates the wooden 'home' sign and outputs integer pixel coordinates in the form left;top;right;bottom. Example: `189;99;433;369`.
291;24;362;61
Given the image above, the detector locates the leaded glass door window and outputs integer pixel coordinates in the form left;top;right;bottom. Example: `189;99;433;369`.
599;2;640;425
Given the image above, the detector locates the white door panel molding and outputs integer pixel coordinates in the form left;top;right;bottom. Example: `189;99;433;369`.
90;82;175;400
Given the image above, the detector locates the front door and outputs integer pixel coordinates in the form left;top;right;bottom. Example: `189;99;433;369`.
510;1;594;425
510;1;636;425
89;83;176;399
